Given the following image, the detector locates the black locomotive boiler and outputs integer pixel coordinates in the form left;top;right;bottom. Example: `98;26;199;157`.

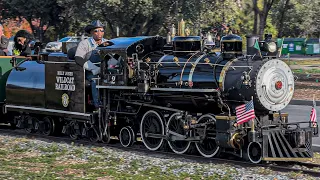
3;32;318;164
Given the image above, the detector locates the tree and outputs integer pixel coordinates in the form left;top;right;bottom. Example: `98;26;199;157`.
2;0;64;42
252;0;279;37
275;0;291;37
271;0;320;37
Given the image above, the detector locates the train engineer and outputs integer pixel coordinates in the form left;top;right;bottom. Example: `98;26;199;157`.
75;20;108;109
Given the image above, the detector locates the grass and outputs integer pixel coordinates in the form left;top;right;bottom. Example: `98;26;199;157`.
0;136;319;179
292;69;320;74
280;59;320;74
313;152;320;164
282;59;320;65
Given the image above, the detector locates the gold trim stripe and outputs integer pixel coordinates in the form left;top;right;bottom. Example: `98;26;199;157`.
215;115;236;120
179;51;200;86
0;56;27;58
218;59;236;91
221;40;242;42
223;51;242;54
188;54;206;86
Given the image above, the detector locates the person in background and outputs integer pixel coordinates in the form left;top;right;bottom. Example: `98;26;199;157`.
0;23;9;56
75;20;108;109
13;30;34;56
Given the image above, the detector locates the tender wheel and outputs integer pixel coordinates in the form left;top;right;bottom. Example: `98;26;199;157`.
69;121;80;140
140;110;165;151
119;126;135;147
41;117;55;136
247;142;262;163
24;116;38;133
167;113;191;154
195;114;220;158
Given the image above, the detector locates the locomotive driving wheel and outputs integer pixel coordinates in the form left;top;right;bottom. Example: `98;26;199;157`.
246;142;262;163
195;114;220;158
167;113;191;154
140;110;165;151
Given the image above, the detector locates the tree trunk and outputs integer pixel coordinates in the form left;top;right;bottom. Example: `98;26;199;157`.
258;0;276;38
253;0;258;35
101;10;116;38
26;17;37;39
258;12;267;38
277;0;290;37
106;20;115;38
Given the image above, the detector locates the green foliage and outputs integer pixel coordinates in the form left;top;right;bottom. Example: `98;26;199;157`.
2;0;64;42
1;0;319;42
271;0;320;37
264;17;278;36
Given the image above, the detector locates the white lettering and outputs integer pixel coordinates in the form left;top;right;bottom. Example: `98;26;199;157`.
55;83;76;91
55;71;76;92
57;71;64;75
65;72;73;76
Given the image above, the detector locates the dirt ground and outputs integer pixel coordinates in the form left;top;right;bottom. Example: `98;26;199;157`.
293;74;320;101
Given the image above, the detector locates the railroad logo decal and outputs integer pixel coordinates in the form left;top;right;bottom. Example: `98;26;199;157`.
61;93;69;107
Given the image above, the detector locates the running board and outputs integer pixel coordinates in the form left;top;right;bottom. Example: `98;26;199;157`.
5;105;92;121
262;130;313;160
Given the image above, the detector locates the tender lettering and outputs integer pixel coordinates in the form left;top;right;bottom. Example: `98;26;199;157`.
55;83;76;91
56;76;74;84
55;71;76;92
65;72;73;76
57;71;64;75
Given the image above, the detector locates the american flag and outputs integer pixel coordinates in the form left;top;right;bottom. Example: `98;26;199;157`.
310;98;317;127
236;100;255;125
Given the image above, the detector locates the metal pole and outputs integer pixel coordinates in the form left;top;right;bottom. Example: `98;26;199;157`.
116;26;119;37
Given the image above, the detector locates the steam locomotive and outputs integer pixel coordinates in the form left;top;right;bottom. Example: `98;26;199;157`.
0;25;318;164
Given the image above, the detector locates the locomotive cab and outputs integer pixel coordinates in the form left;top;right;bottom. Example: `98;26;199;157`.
220;34;243;59
98;36;165;87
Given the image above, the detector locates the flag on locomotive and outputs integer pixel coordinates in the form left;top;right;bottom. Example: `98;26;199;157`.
310;97;317;127
235;100;255;125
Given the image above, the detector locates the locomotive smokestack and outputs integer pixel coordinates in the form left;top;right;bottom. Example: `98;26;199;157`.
246;35;260;57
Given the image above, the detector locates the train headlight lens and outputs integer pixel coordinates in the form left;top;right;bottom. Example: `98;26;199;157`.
275;81;283;90
266;42;277;53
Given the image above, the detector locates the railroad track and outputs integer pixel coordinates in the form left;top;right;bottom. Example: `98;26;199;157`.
0;126;320;177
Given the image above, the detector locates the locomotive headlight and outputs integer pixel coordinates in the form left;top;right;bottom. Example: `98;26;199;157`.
265;42;277;53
